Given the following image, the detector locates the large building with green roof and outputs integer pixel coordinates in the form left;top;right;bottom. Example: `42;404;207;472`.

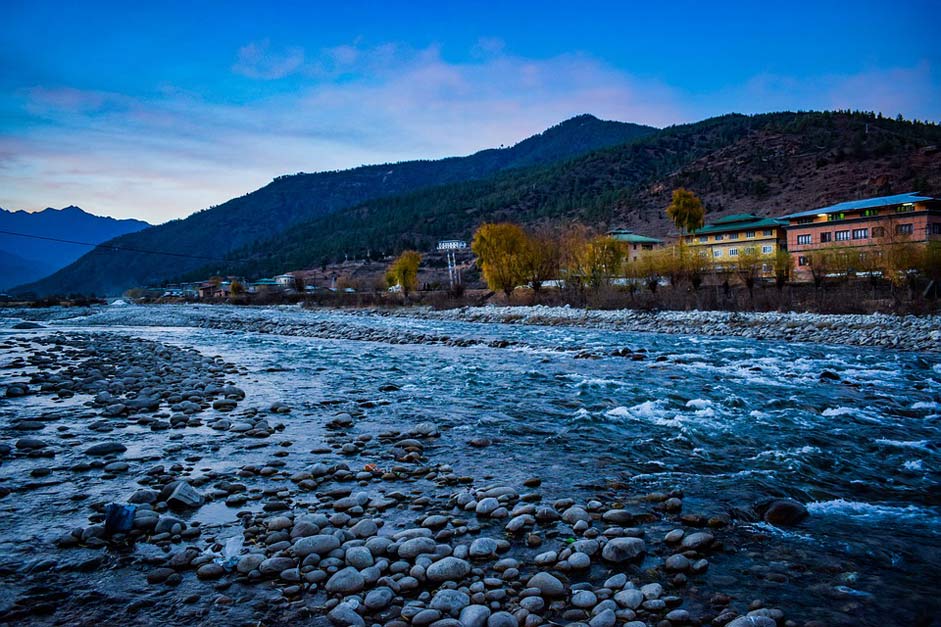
683;213;787;270
606;229;665;262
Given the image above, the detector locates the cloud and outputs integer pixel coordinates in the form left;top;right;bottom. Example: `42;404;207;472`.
232;38;304;79
2;42;938;225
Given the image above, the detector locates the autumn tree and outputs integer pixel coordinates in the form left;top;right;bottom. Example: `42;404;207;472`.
772;249;792;290
665;188;706;234
471;223;528;298
522;225;562;292
386;250;422;298
576;236;627;289
733;249;766;300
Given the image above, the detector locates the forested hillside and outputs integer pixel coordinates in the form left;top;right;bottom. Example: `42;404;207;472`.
208;111;941;279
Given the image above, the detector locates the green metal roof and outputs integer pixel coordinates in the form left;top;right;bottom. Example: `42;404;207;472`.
694;214;785;235
607;229;663;244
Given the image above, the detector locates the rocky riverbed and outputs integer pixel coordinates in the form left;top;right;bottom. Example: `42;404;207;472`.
1;305;939;627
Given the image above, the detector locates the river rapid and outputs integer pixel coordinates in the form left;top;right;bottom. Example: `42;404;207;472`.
0;304;939;627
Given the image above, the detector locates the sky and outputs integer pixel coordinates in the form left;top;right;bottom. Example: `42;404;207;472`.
1;0;939;224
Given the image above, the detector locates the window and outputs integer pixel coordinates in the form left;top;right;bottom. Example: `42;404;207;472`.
763;229;774;236
729;248;739;256
820;232;832;243
872;226;886;237
729;232;739;240
835;230;851;241
795;218;813;225
698;236;708;243
862;209;879;217
852;228;868;240
715;234;724;241
896;223;913;235
895;204;914;213
745;247;755;254
746;231;756;238
796;234;812;245
798;256;808;266
762;245;773;254
827;212;845;222
931;224;941;235
713;249;723;257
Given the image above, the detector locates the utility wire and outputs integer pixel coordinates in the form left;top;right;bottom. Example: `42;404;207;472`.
0;229;247;263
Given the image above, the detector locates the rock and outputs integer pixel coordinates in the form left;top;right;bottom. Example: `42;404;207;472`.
154;515;186;535
398;536;437;559
601;537;646;562
527;572;565;597
364;586;394;610
167;482;204;510
487;611;518;627
237;553;265;573
762;499;809;526
726;617;776;627
562;506;591;524
259;557;295;576
325;566;365;594
571;590;597;608
294;534;341;557
589;609;617;627
602;509;634;525
345;546;374;569
196;563;225;580
665;554;691;571
505;514;535;532
12;321;43;329
469;537;499;559
459;604;492;627
15;438;47;450
426;556;471;583
665;609;690;623
328;601;365;627
476;497;500;516
85;442;126;456
614;588;644;609
430;589;471;616
680;532;714;551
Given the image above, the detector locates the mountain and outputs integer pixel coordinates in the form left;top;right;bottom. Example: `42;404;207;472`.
0;206;149;291
198;111;941;279
15;115;656;296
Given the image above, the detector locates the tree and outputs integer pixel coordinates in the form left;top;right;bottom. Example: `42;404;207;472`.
733;249;766;300
576;236;626;289
665;188;706;234
230;280;245;296
386;250;422;298
772;249;792;290
806;249;834;289
471;223;528;298
522;225;561;292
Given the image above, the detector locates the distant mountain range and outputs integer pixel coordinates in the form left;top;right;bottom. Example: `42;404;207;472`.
0;206;149;291
15;111;941;296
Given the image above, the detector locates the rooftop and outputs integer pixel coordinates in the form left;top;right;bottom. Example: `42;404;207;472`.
694;214;786;235
607;229;663;244
782;192;937;220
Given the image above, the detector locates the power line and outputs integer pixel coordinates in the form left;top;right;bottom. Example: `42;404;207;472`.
0;229;246;263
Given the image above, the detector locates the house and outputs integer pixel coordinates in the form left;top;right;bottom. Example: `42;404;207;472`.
781;192;941;280
274;273;297;289
684;214;787;271
606;229;665;262
250;278;281;294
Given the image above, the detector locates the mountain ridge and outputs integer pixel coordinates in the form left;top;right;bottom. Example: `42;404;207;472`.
14;115;656;295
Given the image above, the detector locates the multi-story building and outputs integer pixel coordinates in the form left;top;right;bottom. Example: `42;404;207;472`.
781;192;941;280
607;229;665;262
683;214;787;270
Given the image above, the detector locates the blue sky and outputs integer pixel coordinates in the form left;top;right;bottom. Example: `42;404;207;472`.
1;0;938;222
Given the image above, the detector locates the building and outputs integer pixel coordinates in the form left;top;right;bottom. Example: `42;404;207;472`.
684;214;787;269
781;192;941;280
607;229;665;262
274;273;297;289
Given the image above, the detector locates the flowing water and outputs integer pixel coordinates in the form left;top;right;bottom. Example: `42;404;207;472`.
1;305;939;626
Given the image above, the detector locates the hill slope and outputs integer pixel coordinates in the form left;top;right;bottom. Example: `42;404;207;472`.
208;111;941;279
0;206;149;290
16;115;655;296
